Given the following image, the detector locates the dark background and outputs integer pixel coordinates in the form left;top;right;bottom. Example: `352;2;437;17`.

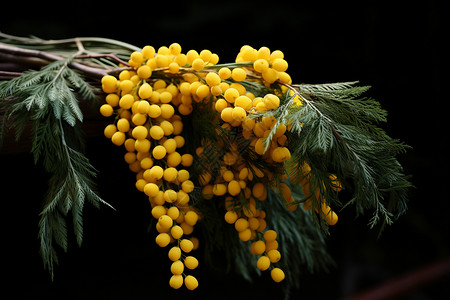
1;1;447;299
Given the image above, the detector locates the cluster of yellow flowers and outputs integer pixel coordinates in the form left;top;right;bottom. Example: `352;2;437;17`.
100;43;340;290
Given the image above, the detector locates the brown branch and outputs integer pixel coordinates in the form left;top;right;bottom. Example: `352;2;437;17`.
0;42;109;78
75;53;131;67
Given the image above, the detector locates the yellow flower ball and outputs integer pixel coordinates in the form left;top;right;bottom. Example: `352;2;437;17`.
184;256;199;270
170;260;184;275
169;275;183;289
170;225;184;239
271;268;285;283
231;67;247;81
99;104;113;117
224;211;238;224
234;218;249;232
184;275;198;290
184;211;199;226
180;239;194;253
155;232;170;247
132;125;148;140
205;72;221;87
256;255;270;271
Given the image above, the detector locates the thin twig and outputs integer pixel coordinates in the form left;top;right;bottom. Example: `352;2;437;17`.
76;53;130;67
0;42;108;78
0;32;141;52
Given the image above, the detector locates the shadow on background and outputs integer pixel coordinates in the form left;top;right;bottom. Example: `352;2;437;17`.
1;1;447;299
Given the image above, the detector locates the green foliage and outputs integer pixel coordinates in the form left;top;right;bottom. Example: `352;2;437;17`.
277;81;411;231
0;57;112;279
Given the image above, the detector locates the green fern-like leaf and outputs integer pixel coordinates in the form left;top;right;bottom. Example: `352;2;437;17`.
0;56;112;279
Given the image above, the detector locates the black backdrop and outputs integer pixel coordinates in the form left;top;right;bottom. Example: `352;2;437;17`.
1;1;448;299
